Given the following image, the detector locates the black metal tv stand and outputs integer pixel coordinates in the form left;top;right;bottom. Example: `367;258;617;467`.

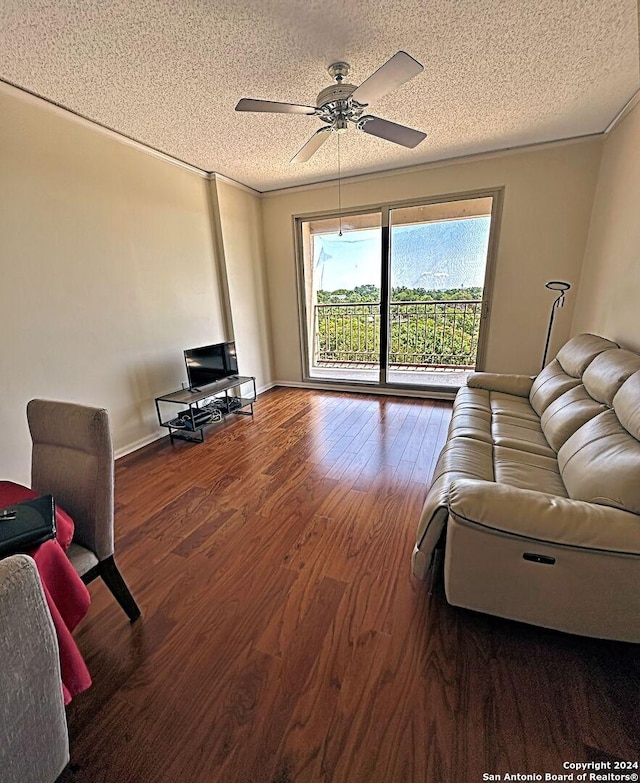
154;375;256;443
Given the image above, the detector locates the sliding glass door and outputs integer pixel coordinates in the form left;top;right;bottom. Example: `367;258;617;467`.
297;193;498;390
386;198;493;387
299;211;382;384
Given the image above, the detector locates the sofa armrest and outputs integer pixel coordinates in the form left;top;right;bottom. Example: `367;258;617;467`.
467;373;534;397
0;555;69;783
447;479;640;555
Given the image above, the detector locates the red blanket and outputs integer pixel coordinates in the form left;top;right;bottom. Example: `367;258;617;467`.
0;481;91;704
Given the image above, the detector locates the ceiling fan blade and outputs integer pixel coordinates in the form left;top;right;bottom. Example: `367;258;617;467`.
291;127;332;164
359;116;427;148
351;51;424;106
235;98;318;115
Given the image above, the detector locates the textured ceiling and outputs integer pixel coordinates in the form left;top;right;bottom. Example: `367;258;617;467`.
1;0;638;192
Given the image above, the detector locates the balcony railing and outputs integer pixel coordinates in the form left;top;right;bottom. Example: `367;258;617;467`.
313;300;482;369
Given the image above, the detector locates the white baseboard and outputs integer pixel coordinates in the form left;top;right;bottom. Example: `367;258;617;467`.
114;430;165;460
256;381;277;394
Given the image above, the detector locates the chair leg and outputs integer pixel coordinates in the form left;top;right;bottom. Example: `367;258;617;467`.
99;556;141;623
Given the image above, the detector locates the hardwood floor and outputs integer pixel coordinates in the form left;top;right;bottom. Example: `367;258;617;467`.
67;387;639;783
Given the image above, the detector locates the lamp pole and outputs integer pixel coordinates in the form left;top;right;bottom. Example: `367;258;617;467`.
541;281;571;370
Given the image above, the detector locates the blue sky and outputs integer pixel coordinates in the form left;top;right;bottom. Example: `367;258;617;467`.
314;217;491;291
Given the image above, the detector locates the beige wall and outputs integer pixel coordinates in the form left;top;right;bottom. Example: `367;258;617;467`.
261;138;603;383
571;102;640;350
0;86;226;484
212;178;274;390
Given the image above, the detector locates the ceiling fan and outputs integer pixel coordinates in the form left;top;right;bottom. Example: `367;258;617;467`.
235;51;427;164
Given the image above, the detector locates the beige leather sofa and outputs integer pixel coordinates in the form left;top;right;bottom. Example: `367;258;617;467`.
412;333;640;642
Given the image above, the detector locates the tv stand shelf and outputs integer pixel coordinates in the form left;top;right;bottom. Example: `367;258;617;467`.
155;376;256;443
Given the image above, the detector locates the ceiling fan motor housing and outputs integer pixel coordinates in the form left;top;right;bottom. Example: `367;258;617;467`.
316;82;365;130
316;83;357;108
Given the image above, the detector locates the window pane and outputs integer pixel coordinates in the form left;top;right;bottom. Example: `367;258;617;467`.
300;213;382;383
387;198;493;387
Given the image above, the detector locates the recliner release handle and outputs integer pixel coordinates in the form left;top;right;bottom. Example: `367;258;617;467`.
523;552;556;565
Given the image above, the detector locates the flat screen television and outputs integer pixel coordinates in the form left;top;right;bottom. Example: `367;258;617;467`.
184;341;238;390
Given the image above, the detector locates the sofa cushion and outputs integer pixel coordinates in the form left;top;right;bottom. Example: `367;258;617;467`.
432;437;494;484
558;409;640;514
491;417;555;458
529;360;582;416
529;334;619;417
583;349;640;406
491;414;541;431
613;370;640;440
453;387;491;414
448;409;493;445
451;392;554;455
493;446;568;496
540;385;607;452
555;333;619;377
490;392;539;422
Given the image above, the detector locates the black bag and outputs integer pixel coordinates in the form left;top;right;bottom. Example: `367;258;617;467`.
0;495;56;557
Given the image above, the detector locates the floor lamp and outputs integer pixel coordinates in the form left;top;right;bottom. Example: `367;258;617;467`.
541;281;571;370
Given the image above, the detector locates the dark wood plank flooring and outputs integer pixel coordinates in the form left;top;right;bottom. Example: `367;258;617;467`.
67;387;640;782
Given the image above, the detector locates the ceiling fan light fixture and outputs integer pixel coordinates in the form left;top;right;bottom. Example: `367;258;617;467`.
334;118;349;135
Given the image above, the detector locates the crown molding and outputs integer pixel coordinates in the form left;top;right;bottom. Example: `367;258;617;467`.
209;172;261;196
604;89;640;134
0;78;209;178
258;132;604;197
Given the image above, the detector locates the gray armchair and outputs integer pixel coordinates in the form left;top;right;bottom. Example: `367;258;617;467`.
0;554;69;783
27;399;140;622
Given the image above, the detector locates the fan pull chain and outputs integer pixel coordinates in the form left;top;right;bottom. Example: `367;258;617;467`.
337;133;343;237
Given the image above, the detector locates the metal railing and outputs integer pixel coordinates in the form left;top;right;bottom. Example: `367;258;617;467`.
314;300;482;369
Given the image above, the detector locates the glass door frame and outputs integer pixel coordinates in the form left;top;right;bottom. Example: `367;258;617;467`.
293;186;504;393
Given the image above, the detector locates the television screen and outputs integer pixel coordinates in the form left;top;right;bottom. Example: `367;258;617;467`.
184;341;238;389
